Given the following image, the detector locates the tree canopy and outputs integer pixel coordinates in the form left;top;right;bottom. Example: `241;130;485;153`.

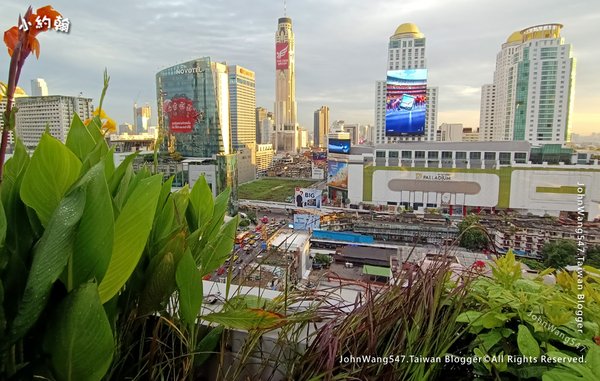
541;240;577;269
458;214;489;250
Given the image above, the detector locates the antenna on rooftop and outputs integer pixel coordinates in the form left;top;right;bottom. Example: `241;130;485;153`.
284;0;287;16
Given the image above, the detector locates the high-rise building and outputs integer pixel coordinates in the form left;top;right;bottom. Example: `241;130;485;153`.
479;84;496;141
30;78;48;96
479;24;575;145
256;107;268;143
374;23;438;144
228;65;256;149
14;95;93;149
133;104;151;134
118;122;133;135
156;57;231;157
274;16;298;152
313;106;329;148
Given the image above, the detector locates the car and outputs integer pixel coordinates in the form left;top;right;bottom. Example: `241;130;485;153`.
217;267;226;276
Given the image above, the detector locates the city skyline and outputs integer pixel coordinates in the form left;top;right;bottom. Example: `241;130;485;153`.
0;0;598;135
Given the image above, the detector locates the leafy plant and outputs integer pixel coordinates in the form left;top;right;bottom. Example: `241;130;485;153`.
454;251;600;379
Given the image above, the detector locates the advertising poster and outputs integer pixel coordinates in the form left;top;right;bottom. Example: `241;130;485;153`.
385;69;427;136
163;95;200;133
276;42;289;70
327;161;348;189
293;214;321;231
294;187;322;209
312;151;327;179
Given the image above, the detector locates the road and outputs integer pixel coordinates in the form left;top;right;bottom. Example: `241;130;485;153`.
207;220;287;282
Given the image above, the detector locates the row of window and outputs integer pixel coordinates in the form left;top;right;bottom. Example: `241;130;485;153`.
375;150;527;161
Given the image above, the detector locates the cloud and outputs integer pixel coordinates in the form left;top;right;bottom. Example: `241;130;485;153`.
0;0;597;135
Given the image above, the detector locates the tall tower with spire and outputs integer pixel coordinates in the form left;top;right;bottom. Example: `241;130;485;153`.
274;15;298;152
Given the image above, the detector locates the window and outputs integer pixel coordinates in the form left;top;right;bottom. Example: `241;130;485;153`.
428;151;439;159
376;151;386;158
469;152;481;160
441;151;453;159
415;151;425;159
401;151;412;159
389;151;399;158
484;152;496;161
456;152;466;160
499;152;511;164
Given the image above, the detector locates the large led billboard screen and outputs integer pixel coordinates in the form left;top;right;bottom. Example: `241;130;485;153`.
385;69;427;136
327;139;351;154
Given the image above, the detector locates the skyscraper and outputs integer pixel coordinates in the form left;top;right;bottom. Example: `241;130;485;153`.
374;23;438;144
133;103;151;134
228;65;256;149
30;78;48;96
274;16;298;152
256;107;274;144
479;24;575;145
313;106;329;148
156;57;231;157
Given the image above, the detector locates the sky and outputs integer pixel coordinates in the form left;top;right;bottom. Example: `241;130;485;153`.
1;0;599;135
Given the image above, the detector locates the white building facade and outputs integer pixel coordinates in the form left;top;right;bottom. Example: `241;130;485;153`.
479;24;575;145
15;95;93;149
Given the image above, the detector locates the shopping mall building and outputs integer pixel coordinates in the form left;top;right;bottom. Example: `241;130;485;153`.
326;141;600;220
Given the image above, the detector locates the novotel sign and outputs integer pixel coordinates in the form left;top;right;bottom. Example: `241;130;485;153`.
164;66;204;76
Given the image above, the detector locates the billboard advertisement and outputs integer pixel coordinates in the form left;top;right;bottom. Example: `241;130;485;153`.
276;42;289;70
294;187;322;209
312;151;327;163
311;165;325;180
385;69;427;136
328;138;351;154
163;95;200;133
327;161;348;189
293;214;321;231
312;150;327;179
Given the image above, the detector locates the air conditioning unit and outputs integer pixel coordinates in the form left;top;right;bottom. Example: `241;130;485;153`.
345;262;353;268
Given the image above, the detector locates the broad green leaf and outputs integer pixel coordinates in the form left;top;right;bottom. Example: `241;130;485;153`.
202;308;285;331
587;346;600;377
138;251;176;315
542;371;586;381
71;162;114;287
176;250;203;325
108;152;138;196
195;326;223;366
112;163;134;212
45;282;113;381
1;140;33;257
0;200;6;251
10;188;86;342
188;176;214;232
156;176;174;220
517;324;540;357
80;139;109;174
98;175;162;303
545;351;596;379
65;113;97;162
20;133;82;226
475;330;502;352
456;310;482;324
188;188;230;258
172;185;190;224
198;215;238;277
152;195;175;247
